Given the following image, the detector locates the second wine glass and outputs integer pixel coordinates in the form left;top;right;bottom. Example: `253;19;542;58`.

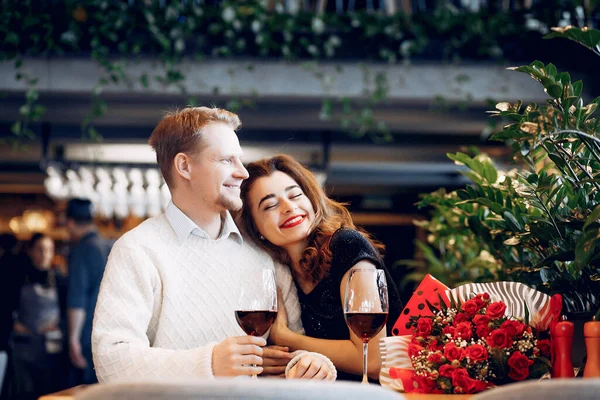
343;268;389;384
234;269;278;378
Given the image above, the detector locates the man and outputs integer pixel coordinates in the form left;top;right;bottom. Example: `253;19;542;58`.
66;198;113;384
92;107;335;381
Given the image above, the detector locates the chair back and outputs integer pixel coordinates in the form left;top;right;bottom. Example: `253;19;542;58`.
473;379;600;400
74;378;405;400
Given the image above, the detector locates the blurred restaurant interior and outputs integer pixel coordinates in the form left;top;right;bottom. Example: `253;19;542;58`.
2;0;600;398
2;0;599;293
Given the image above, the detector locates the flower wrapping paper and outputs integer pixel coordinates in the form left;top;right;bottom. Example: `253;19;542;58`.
379;275;562;391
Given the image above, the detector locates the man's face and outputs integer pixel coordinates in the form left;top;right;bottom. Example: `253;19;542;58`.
188;122;249;212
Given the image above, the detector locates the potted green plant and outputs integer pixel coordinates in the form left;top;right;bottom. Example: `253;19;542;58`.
406;26;600;365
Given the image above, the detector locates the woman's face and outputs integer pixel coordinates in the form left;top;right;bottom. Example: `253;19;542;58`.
29;237;54;270
248;171;316;249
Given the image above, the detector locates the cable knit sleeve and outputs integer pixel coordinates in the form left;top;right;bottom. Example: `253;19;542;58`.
92;239;217;382
275;262;305;335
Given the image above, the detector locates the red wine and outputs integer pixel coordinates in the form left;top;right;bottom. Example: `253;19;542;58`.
345;312;388;343
235;310;277;336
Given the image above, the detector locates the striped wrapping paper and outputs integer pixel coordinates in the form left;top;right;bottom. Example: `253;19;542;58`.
379;281;560;391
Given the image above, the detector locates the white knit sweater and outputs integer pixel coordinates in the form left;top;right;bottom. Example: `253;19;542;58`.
92;213;304;382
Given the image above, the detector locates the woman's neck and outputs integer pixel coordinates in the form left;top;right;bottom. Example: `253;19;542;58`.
284;240;317;293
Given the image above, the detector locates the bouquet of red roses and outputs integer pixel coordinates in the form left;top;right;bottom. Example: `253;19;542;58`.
403;292;551;394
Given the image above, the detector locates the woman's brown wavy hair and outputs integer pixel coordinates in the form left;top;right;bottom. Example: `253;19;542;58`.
238;154;384;284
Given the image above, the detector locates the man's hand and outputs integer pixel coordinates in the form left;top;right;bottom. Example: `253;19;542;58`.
212;335;266;377
260;345;293;377
69;339;87;369
287;353;335;380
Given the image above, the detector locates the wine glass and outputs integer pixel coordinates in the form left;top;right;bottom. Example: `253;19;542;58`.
343;268;389;384
234;269;278;378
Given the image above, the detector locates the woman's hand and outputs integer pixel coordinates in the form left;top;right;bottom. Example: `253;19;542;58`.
287;353;336;381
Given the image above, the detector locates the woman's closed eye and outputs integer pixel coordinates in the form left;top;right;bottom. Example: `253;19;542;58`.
264;202;278;211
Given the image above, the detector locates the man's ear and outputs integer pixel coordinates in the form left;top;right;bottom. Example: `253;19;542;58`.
173;153;193;181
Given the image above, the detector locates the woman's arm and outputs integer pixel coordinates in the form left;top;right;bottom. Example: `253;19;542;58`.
270;261;385;379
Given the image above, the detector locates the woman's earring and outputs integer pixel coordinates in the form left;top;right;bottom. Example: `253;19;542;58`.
260;235;265;240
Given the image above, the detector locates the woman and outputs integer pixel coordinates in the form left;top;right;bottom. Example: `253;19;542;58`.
238;154;402;381
11;233;66;400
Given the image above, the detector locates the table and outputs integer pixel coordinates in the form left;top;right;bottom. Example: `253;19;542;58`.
39;385;472;400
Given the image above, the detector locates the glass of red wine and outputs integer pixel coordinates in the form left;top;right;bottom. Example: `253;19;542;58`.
343;268;389;384
234;269;278;378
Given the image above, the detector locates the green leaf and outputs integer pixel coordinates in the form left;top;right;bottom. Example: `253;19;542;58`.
437;292;448;311
448;292;457;309
546;84;563;99
425;299;440;315
545;63;557;78
503;211;523;231
583;204;600;231
524;301;530;325
572;80;583;97
483;162;498;184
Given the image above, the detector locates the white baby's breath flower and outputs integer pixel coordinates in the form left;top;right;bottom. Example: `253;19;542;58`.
232;19;241;31
351;19;360;27
307;44;319;55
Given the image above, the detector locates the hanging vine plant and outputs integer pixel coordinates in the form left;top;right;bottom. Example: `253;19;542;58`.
0;0;596;142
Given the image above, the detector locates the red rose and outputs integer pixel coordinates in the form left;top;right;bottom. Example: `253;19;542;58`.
473;314;491;327
428;352;443;364
442;325;456;337
416;318;433;337
508;368;530;381
443;343;462;361
461;300;480;315
536;339;551;357
428;339;444;352
439;364;456;378
451;368;471;392
453;322;473;341
476;324;492;339
486;329;513;348
501;320;526;337
454;313;470;323
508;351;534;371
486;301;507;319
473;293;489;308
507;351;533;381
465;344;488;363
470;379;490;393
408;343;424;358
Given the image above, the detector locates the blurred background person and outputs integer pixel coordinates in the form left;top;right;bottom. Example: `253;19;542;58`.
65;198;113;385
9;233;67;400
0;233;22;400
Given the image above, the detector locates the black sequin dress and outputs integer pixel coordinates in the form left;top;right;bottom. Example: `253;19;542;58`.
295;228;403;381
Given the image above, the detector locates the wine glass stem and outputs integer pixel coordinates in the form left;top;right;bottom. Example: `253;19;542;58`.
361;341;369;384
